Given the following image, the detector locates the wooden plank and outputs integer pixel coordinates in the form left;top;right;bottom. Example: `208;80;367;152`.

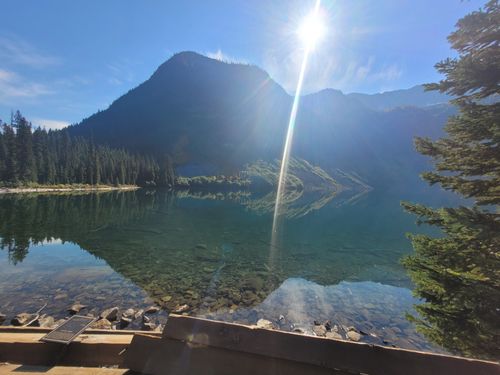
124;333;348;375
162;315;500;375
0;331;133;367
0;326;161;336
0;364;127;375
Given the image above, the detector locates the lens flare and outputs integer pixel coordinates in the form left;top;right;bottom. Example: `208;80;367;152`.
270;0;323;266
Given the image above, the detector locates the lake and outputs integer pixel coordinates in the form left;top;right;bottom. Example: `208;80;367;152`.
0;187;459;354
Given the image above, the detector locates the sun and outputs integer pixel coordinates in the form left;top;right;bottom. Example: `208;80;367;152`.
297;6;326;50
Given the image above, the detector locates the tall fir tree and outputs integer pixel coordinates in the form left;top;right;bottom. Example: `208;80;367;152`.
13;111;36;182
402;0;499;360
0;121;6;179
2;123;18;183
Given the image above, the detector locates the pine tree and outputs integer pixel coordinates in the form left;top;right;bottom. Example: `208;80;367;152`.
2;123;18;183
402;0;500;360
0;122;6;179
13;112;36;183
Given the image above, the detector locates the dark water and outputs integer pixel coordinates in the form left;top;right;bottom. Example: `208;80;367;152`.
0;188;457;353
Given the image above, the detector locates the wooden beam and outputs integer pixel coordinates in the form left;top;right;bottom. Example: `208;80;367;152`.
159;315;499;375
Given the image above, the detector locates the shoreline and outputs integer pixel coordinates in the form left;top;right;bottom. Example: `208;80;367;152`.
0;185;140;195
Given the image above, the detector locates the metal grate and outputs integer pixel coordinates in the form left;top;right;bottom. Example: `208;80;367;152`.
40;315;96;344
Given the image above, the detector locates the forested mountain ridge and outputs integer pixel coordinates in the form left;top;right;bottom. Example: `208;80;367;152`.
2;51;454;189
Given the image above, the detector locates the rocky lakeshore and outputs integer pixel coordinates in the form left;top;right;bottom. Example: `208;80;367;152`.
0;302;372;345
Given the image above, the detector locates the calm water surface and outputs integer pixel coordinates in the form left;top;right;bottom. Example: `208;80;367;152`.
0;188;456;353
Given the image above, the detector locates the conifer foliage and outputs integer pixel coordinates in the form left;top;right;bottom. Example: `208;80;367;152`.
0;111;174;187
402;1;499;359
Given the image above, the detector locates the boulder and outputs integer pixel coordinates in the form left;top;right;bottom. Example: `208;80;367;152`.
11;313;38;326
134;309;144;320
326;331;343;340
256;319;274;330
312;324;327;337
122;308;135;319
145;306;160;314
68;303;87;315
39;315;55;328
100;307;119;321
142;321;155;331
347;330;361;342
92;318;112;329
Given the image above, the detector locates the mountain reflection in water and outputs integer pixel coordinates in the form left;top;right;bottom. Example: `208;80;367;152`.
0;188;455;354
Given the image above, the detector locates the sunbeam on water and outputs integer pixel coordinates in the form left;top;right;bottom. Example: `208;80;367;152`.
270;0;323;266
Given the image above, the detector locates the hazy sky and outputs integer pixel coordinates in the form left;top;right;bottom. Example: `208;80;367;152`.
0;0;483;129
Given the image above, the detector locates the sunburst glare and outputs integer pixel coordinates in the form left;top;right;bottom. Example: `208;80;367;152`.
297;6;326;50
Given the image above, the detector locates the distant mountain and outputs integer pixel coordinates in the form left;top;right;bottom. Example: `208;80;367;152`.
69;51;454;191
348;85;452;111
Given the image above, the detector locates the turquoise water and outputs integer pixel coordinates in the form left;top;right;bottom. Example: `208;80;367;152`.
0;188;455;353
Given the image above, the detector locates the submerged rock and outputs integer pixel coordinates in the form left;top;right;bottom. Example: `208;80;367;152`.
100;307;119;321
195;244;207;250
242;277;264;291
0;313;5;324
54;293;68;301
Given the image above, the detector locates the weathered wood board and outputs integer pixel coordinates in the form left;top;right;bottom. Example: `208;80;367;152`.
124;314;500;375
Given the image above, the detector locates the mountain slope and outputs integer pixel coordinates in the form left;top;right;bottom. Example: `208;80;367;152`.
70;52;291;173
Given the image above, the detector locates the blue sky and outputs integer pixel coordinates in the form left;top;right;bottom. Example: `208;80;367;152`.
0;0;483;129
